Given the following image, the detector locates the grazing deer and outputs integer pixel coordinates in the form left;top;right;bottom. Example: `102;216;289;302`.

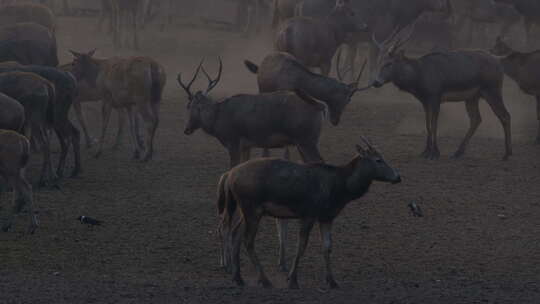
70;50;166;161
220;139;401;288
371;24;512;160
0;22;58;67
0;62;82;178
275;0;365;75
60;62;126;149
0;2;56;32
0;130;38;234
490;36;540;144
0;72;56;186
244;51;368;126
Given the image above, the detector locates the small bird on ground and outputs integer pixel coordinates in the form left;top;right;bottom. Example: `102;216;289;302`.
408;202;424;217
77;216;103;226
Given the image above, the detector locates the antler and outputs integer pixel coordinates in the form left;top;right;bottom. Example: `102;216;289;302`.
360;136;376;152
177;59;204;100
386;20;417;56
201;57;223;95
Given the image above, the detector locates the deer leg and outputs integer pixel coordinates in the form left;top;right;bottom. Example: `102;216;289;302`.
72;100;93;148
243;210;272;288
53;124;70;179
139;104;158;162
454;98;481;158
482;89;512;160
319;221;338;288
33;124;55;187
113;109;126;150
287;218;315;289
428;102;441;160
2;172;37;234
230;216;245;286
277;218;289;272
95;101;113;159
69;122;82;178
536;95;540;144
125;107;141;160
297;142;324;164
421;103;434;158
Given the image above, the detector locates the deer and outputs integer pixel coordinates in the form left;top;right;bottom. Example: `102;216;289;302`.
69;49;166;161
244;51;368;126
0;130;38;234
490;36;540;144
219;138;401;289
0;72;56;186
275;0;365;75
60;61;126;149
0;2;56;32
0;62;82;179
371;23;512;160
0;22;58;67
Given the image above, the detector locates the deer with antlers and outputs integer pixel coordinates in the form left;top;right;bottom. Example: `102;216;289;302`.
69;50;166;161
371;23;512;160
219;139;401;288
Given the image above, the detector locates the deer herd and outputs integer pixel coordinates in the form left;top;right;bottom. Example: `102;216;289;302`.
0;0;538;290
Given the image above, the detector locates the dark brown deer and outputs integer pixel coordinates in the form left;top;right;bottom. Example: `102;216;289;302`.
70;50;166;161
244;51;367;126
0;72;56;186
0;2;56;32
179;59;325;167
0;62;82;178
0;22;58;67
275;0;365;75
220;139;401;288
490;36;540;144
60;61;126;149
0;130;38;234
371;25;512;160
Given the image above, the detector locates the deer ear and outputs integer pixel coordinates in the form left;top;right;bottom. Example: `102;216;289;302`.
88;49;97;57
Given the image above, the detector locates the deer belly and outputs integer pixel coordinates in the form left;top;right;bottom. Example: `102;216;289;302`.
262;201;298;218
243;134;292;149
442;88;480;102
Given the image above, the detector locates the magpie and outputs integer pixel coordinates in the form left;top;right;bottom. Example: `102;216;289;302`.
77;216;103;226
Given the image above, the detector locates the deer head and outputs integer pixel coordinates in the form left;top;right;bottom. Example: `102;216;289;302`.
69;49;99;86
177;58;223;135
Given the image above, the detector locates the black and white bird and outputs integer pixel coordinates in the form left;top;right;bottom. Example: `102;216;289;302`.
408;202;424;217
77;216;103;226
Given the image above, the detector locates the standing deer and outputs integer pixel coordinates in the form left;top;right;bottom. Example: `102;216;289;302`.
70;50;166;161
0;72;56;186
490;36;540;144
0;62;82;179
220;139;401;288
0;130;38;234
275;0;365;75
371;24;512;160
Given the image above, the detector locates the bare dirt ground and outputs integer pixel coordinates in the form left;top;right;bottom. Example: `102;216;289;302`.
1;15;539;304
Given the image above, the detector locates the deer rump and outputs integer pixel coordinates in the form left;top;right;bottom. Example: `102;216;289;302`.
214;92;324;149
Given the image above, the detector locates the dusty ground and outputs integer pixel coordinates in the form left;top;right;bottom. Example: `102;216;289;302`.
1;15;539;304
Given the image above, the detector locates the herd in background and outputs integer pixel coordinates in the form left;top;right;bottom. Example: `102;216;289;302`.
0;0;538;289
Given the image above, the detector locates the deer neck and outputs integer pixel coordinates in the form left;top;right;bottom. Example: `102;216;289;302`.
341;157;375;200
298;72;349;108
500;52;526;82
393;59;420;94
200;101;220;136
